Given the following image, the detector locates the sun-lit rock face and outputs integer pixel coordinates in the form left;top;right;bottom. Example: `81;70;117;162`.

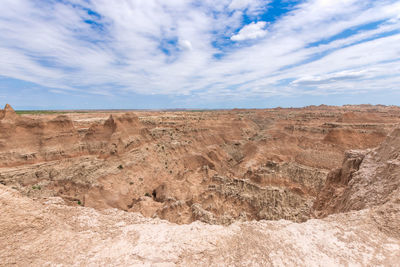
0;104;399;226
314;127;400;228
0;104;18;122
1;122;400;265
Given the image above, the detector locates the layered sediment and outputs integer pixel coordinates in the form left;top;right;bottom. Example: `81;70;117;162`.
1;112;400;265
0;104;399;225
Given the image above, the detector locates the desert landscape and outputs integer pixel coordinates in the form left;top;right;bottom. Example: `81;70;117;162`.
1;103;400;265
2;0;400;265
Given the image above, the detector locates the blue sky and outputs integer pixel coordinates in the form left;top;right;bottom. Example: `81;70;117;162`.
0;0;400;109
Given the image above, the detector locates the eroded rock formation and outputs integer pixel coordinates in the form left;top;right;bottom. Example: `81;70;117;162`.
0;104;399;227
1;120;400;265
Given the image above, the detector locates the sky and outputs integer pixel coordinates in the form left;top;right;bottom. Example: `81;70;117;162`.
0;0;400;110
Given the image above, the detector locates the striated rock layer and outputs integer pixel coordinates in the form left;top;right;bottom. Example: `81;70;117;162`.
1;104;400;225
314;127;400;228
1;124;400;265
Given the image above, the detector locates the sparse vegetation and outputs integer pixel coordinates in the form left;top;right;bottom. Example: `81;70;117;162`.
118;164;124;169
32;185;41;190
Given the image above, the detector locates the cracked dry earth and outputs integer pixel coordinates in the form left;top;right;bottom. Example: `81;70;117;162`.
1;104;400;266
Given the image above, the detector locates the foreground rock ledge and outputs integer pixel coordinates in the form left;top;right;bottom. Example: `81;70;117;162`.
1;127;400;265
0;185;399;266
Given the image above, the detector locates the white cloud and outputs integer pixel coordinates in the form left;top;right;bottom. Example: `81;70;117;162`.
291;70;367;86
228;0;267;14
231;21;267;41
0;0;399;105
179;40;193;50
49;89;69;95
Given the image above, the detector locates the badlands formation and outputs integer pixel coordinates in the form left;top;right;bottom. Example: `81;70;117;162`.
1;104;400;265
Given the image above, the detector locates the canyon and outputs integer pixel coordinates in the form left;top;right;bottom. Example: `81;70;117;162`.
1;104;400;265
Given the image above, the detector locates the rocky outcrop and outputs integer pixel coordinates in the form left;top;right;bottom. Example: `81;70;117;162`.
1;105;400;265
244;161;328;195
314;126;400;222
196;175;313;223
1;105;400;226
0;107;145;167
313;150;366;216
0;104;18;122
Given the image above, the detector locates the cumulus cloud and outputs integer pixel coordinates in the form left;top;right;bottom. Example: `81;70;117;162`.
231;21;268;41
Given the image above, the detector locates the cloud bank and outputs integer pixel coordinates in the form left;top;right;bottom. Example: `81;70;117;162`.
0;0;399;107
